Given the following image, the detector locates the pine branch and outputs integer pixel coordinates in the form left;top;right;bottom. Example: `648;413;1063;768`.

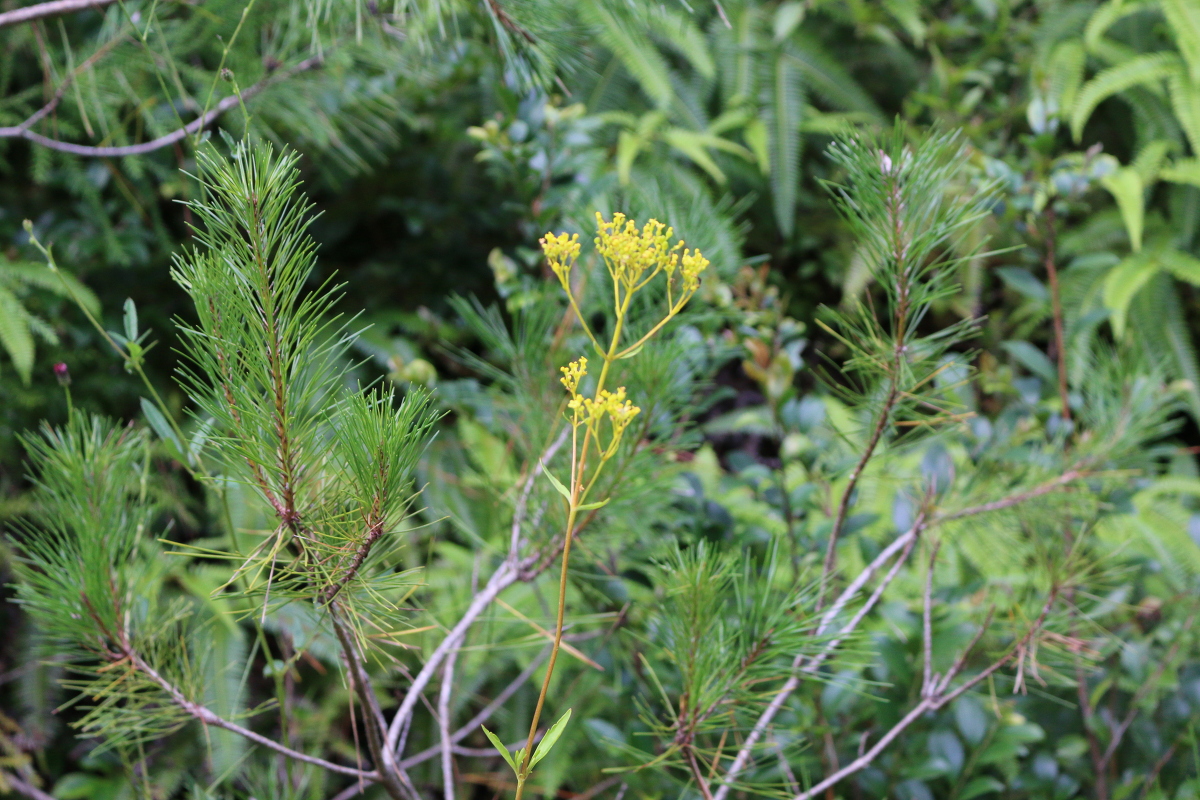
0;55;324;157
935;469;1088;521
0;0;116;30
715;462;1088;798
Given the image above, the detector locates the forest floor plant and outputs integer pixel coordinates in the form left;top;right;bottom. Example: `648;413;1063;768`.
2;126;1189;800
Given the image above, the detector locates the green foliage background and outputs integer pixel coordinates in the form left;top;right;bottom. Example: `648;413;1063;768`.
2;0;1200;799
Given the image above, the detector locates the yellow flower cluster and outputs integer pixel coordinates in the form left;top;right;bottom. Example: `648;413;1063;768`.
559;357;587;394
560;356;641;449
541;232;580;284
593;212;681;290
680;249;709;294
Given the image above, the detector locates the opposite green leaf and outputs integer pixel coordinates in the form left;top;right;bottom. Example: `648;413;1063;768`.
481;725;518;774
529;708;572;769
123;298;139;343
540;460;573;503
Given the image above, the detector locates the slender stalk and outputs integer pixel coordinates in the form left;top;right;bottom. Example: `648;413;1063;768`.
513;280;632;799
685;745;716;800
1042;208;1072;423
1099;608;1197;769
921;540;941;696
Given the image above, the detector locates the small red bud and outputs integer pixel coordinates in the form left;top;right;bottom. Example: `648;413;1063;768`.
54;362;71;386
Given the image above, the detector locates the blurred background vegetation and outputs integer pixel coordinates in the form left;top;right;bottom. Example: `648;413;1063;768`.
2;0;1200;798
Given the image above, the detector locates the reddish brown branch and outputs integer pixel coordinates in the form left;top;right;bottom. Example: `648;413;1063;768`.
1042;209;1072;423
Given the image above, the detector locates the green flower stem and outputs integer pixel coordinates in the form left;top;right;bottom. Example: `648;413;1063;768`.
514;279;632;799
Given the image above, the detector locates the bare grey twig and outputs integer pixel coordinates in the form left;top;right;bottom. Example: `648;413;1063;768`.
0;55;323;157
439;648;459;800
124;648;377;780
0;771;56;800
0;0;117;30
790;590;1059;800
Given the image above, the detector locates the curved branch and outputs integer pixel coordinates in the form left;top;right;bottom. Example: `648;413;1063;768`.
0;771;56;800
0;0;117;30
790;590;1059;800
0;55;323;157
124;648;377;781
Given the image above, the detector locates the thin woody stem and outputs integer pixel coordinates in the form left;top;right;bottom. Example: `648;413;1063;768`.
816;381;897;612
1042;208;1072;423
439;648;459;800
0;772;56;800
686;745;716;800
329;610;410;799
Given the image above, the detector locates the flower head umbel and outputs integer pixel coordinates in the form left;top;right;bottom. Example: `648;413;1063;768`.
594;212;684;291
541;232;581;285
560;357;587;395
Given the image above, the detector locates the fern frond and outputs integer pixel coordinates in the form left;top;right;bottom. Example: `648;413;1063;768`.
0;286;35;385
580;0;674;109
1071;52;1182;141
1163;0;1200;80
767;48;804;236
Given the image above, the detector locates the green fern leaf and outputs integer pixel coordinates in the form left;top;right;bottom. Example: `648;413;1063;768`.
1084;0;1159;54
1158;247;1200;284
0;286;35;385
1132;139;1173;182
1168;69;1200;154
0;262;100;315
767;50;804;236
1161;157;1200;186
581;0;674;109
1163;0;1200;81
1102;253;1158;337
1071;52;1182;141
786;34;883;121
1100;166;1147;251
1048;40;1087;112
647;9;715;81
